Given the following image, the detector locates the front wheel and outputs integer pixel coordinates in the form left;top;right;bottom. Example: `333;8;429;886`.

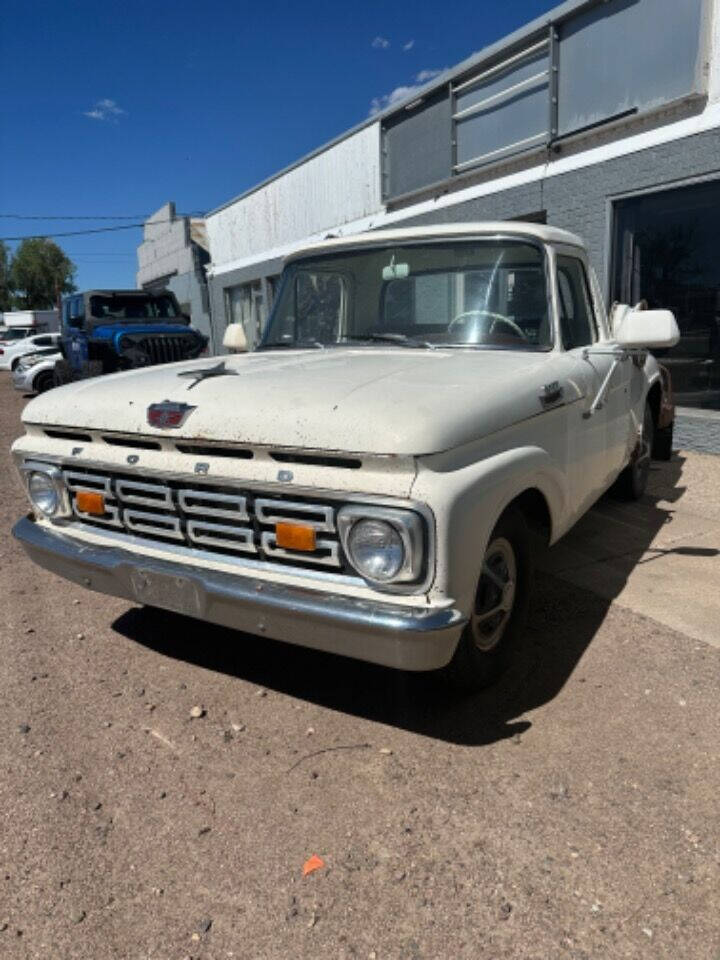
443;508;534;692
33;370;55;394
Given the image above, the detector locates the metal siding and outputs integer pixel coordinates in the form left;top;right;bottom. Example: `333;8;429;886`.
382;90;452;199
557;0;706;136
206;125;382;270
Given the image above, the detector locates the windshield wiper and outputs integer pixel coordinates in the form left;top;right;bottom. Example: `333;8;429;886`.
341;333;435;350
259;340;325;350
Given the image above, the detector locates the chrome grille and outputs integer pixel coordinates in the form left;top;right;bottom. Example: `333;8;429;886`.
62;467;346;570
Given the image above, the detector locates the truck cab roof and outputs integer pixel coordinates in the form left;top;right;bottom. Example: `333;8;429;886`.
285;221;587;264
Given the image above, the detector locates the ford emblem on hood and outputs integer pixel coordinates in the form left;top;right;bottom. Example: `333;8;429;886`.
147;401;196;429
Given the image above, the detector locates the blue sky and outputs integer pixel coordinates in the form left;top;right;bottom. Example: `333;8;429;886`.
1;0;558;290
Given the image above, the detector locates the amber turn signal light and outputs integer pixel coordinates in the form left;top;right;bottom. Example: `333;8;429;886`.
275;521;316;552
76;491;106;515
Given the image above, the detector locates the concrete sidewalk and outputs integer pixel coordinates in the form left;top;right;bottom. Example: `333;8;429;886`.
541;450;720;650
675;408;720;455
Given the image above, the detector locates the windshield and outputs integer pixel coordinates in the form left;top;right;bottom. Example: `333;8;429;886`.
261;240;551;350
89;294;180;322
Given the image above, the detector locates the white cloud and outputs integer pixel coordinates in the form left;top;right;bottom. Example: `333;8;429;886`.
83;98;126;122
369;68;445;115
403;39;415;51
371;36;390;49
414;68;442;83
370;85;419;115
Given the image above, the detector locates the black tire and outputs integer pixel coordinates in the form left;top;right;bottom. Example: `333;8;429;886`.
10;357;22;371
53;359;74;387
652;421;674;461
613;402;654;500
33;370;55;394
443;507;534;693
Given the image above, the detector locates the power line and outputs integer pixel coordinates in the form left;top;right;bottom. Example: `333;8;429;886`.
1;223;145;240
0;211;205;220
0;216;205;241
0;213;150;220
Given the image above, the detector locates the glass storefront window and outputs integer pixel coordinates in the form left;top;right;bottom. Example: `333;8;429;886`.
612;180;720;410
224;277;279;350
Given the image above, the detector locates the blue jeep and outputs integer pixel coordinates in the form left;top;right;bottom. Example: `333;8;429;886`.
55;289;207;384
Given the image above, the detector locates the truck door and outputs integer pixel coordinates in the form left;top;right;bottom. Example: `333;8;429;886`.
65;296;88;369
556;254;627;518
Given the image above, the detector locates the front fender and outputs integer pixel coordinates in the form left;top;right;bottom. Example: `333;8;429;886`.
412;443;568;615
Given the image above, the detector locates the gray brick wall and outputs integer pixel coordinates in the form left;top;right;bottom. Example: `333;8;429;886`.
397;126;720;301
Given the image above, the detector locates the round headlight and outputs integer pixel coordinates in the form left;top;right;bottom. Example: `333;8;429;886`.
28;471;59;517
347;519;405;582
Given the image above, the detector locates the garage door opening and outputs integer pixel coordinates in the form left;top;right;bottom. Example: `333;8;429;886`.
612;179;720;410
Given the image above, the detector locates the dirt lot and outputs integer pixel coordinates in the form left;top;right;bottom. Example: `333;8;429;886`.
1;374;718;960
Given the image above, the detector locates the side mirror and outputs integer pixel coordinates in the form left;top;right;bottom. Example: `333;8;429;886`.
223;322;248;353
615;308;680;350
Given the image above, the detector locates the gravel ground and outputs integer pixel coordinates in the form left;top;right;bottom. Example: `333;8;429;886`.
1;375;719;960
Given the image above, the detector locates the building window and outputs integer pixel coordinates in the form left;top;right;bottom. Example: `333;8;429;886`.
381;0;705;202
224;276;280;349
612;180;720;411
225;281;264;349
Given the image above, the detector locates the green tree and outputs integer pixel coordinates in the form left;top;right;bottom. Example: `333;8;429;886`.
0;241;12;312
10;238;76;309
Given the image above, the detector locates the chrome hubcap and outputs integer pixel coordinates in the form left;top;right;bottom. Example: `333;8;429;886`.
471;537;517;652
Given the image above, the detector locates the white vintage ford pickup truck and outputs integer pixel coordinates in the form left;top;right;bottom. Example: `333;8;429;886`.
12;224;679;689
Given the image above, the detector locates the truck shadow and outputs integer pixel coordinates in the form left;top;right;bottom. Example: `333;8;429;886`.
114;454;695;746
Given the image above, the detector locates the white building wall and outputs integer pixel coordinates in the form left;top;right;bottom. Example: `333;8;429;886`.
206;123;382;273
137;202;195;287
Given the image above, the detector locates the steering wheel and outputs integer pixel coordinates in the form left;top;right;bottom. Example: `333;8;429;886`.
448;310;528;342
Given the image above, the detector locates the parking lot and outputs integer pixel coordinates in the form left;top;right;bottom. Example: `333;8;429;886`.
1;373;719;960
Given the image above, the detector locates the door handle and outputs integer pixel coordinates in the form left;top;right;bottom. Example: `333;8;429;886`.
539;381;564;408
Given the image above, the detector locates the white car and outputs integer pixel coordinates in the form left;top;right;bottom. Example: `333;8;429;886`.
12;349;62;395
0;326;35;344
0;332;62;371
10;223;679;690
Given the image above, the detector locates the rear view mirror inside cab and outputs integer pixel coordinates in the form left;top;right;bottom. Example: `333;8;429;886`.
382;261;409;281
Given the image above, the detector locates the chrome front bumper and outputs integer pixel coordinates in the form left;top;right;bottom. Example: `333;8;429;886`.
13;517;465;671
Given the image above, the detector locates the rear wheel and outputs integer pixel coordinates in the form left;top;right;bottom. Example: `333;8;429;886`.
444;508;534;692
613;402;654;500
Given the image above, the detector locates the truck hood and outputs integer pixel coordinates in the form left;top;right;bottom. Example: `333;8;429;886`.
23;348;577;455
